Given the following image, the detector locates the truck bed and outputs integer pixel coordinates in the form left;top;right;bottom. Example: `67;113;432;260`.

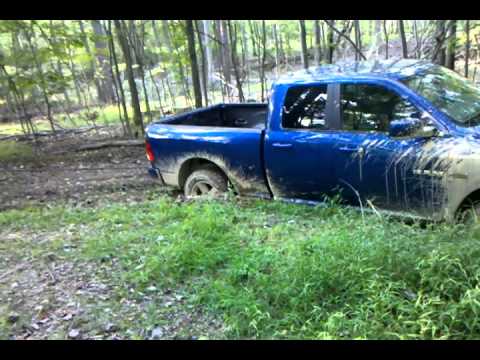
145;103;271;198
159;103;268;129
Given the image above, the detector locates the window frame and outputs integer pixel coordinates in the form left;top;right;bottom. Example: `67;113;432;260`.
334;82;424;135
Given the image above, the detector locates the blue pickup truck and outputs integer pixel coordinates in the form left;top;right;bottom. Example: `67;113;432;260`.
145;59;480;222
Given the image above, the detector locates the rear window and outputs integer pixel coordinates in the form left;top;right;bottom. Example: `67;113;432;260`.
282;85;329;130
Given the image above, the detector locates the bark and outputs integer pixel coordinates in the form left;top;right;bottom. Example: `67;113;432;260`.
314;20;322;65
90;20;115;104
398;20;408;58
354;20;362;61
105;20;131;136
446;20;457;70
228;20;244;102
24;22;55;133
383;20;389;59
128;20;152;123
195;20;209;106
433;20;446;66
78;20;103;105
299;20;309;69
185;20;203;108
260;21;267;102
326;20;335;63
465;20;470;78
114;20;144;136
152;20;176;109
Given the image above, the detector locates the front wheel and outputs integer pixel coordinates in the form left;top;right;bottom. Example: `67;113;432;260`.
457;201;480;224
184;168;228;198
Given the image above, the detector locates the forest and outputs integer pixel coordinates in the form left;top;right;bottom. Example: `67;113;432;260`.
3;20;480;341
1;20;478;139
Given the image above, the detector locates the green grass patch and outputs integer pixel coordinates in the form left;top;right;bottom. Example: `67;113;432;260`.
3;196;480;339
0;140;34;162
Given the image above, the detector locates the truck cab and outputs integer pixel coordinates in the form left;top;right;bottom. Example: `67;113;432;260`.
146;59;480;222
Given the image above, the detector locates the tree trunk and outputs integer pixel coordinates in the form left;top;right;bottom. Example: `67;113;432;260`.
465;20;470;78
314;20;322;65
354;20;362;61
24;22;55;133
114;20;143;136
433;20;446;66
79;20;103;105
326;20;335;64
91;20;115;104
106;20;131;137
185;20;203;108
195;20;209;106
398;20;408;58
228;20;244;102
299;20;309;69
446;20;457;70
383;20;389;59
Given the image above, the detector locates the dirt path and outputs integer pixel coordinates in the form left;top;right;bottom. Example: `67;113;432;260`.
0;129;224;339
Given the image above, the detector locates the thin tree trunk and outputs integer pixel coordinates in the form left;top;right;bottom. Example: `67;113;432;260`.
446;20;457;70
185;20;203;108
383;20;389;59
228;20;244;102
91;20;115;104
354;20;362;61
195;20;209;106
433;20;446;66
398;20;408;58
23;22;55;133
314;20;322;65
465;20;470;78
114;20;143;136
79;20;103;105
326;20;335;63
299;20;309;69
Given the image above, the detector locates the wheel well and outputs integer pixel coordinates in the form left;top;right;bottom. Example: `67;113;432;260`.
178;158;228;189
456;189;480;215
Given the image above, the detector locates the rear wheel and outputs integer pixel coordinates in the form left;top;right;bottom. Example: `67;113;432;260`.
184;167;228;198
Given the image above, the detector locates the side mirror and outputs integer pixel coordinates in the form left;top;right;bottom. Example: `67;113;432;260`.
389;118;437;138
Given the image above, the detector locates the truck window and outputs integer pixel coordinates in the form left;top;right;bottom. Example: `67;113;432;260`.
340;84;419;133
282;85;329;130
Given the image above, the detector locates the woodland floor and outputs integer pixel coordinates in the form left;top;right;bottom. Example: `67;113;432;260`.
0;127;225;340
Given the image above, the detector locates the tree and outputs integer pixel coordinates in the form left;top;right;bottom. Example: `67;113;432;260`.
398;20;408;58
314;20;322;65
185;20;202;108
446;20;457;70
90;20;115;104
465;20;471;78
114;20;143;136
299;20;309;69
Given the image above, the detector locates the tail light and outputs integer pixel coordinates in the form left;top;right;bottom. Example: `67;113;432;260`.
145;140;155;162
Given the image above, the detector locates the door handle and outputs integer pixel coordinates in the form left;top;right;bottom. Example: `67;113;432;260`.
338;146;359;152
272;142;293;149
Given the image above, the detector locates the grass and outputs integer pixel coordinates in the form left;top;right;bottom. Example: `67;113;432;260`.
2;194;480;339
0;140;34;162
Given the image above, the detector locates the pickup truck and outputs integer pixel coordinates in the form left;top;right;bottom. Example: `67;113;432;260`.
145;59;480;222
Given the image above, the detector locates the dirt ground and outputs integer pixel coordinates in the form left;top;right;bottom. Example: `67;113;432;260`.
0;128;224;340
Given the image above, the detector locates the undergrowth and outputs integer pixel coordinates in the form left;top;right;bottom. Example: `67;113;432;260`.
2;195;480;339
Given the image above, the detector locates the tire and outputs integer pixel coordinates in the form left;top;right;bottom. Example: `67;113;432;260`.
457;201;480;224
184;167;228;198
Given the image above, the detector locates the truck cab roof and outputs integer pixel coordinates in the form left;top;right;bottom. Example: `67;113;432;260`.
275;58;435;85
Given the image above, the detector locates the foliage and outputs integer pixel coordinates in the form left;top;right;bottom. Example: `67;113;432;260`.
3;196;480;339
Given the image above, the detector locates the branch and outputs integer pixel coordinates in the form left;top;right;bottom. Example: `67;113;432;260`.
324;20;366;60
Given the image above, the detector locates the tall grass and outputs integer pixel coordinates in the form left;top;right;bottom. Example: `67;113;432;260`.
3;196;480;339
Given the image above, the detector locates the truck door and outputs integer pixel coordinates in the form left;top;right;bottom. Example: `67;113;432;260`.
332;82;440;213
264;83;340;201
